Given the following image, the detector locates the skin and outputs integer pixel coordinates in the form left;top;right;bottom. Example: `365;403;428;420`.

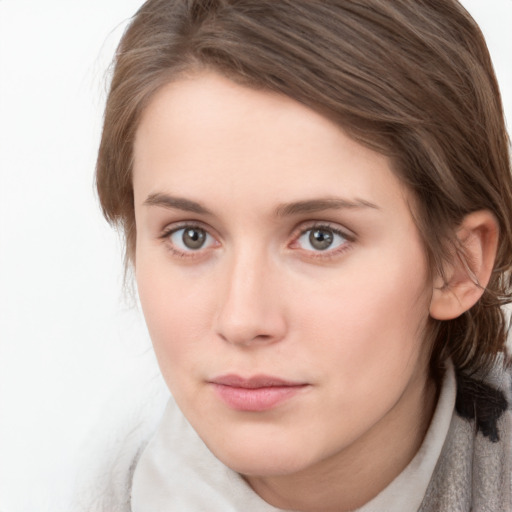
132;72;438;512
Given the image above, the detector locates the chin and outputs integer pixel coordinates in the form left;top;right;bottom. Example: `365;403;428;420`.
202;430;318;477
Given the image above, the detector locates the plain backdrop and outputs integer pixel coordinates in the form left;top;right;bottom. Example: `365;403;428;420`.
0;1;511;511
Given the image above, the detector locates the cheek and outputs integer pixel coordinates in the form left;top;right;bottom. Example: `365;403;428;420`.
135;262;216;375
284;260;432;446
294;249;431;383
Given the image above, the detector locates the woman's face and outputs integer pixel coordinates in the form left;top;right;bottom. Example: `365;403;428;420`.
133;72;434;481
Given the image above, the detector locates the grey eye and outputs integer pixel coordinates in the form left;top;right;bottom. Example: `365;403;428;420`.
296;227;348;252
309;229;334;250
169;226;214;251
182;228;207;249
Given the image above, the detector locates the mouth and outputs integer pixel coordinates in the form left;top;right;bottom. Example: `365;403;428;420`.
209;374;310;412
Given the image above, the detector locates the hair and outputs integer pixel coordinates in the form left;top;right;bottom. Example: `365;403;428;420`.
96;0;512;376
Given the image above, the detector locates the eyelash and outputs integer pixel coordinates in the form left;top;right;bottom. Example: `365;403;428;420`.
289;222;354;260
159;222;218;260
159;221;354;260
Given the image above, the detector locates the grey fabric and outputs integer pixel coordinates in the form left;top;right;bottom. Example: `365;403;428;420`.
420;363;512;512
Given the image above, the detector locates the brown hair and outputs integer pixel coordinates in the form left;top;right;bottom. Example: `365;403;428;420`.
96;0;512;375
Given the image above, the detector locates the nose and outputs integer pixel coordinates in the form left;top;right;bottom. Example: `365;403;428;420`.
214;248;287;347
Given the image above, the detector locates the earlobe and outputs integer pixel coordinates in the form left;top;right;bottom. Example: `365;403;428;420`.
429;210;499;321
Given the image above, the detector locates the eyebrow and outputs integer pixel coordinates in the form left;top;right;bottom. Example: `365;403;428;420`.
144;193;212;215
275;198;379;216
143;193;379;216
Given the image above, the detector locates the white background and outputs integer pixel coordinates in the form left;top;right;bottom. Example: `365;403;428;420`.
0;1;511;511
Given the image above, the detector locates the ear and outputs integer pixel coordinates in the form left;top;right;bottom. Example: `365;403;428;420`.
430;210;499;321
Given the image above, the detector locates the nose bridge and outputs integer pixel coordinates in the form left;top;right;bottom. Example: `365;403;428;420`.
215;242;285;346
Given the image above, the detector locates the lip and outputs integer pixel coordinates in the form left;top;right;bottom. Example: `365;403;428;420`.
209;374;309;412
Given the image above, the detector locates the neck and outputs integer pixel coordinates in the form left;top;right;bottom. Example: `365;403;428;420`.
245;369;438;512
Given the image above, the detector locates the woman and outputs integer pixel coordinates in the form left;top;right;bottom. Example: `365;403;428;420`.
90;0;512;510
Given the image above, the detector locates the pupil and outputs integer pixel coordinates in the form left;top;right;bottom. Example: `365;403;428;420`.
309;229;333;250
183;228;206;249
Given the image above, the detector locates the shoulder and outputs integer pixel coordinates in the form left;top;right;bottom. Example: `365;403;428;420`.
422;358;512;512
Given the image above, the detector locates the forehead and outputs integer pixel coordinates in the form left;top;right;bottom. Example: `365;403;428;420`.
132;72;410;219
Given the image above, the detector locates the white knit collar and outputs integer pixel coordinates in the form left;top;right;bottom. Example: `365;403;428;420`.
131;364;456;512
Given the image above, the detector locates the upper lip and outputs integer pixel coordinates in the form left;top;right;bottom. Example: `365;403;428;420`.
210;374;306;388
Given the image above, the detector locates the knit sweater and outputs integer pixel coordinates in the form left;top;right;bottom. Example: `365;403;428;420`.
74;361;512;511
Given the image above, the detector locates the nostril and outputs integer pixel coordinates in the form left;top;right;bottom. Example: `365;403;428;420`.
215;318;285;347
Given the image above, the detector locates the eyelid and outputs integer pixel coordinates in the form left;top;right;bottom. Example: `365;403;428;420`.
291;221;355;241
159;221;220;258
159;220;211;238
288;221;355;257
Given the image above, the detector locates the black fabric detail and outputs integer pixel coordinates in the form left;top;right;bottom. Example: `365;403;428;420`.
455;371;508;443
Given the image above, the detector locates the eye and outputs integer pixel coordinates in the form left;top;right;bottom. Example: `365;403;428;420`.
167;226;216;252
296;226;348;252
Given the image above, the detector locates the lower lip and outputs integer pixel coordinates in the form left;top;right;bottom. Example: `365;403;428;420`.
212;384;307;412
